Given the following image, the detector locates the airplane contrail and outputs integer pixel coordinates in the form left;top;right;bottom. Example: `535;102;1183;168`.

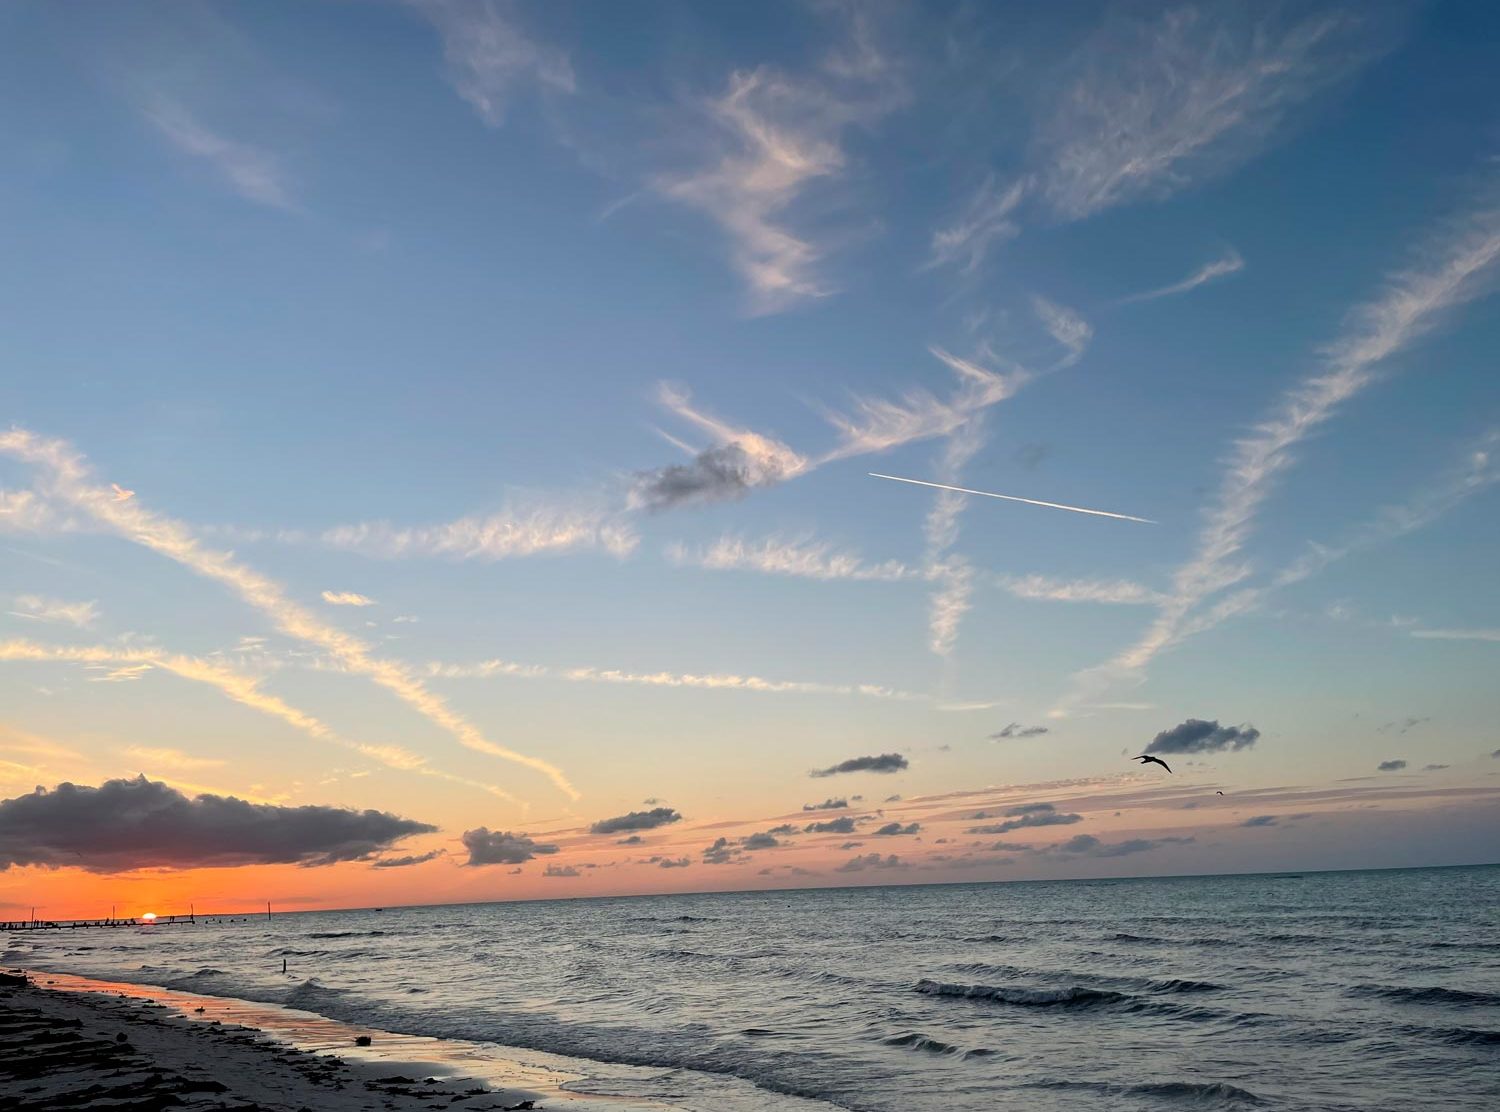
868;473;1156;524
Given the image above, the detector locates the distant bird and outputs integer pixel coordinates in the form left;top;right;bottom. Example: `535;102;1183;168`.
1133;754;1172;773
1216;790;1224;795
110;483;134;502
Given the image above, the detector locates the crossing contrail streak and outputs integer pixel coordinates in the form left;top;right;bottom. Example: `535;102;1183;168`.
868;473;1156;524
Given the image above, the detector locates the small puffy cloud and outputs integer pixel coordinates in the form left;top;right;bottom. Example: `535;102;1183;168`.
657;856;691;869
373;849;446;868
590;807;682;835
631;444;799;511
884;794;902;803
1377;759;1407;772
836;853;905;873
462;828;560;866
1422;764;1449;772
1241;815;1278;827
803;797;848;811
804;816;858;835
0;777;435;872
873;821;920;836
810;753;908;778
1146;719;1260;754
321;591;376;607
968;811;1082;835
988;840;1032;851
991;723;1049;740
544;864;580;878
767;823;798;835
743;831;780;850
702;836;733;864
616;834;644;845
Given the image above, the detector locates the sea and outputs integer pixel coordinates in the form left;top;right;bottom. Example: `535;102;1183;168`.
7;865;1499;1111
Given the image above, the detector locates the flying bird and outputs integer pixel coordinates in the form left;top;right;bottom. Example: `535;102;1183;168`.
110;483;134;502
868;473;1155;523
1216;790;1224;795
1133;754;1172;773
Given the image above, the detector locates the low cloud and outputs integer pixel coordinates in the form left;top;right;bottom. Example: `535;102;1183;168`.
873;821;919;836
616;834;644;845
968;811;1082;835
810;753;908;778
1003;802;1055;816
372;848;446;868
631;445;796;511
1423;764;1449;772
1055;834;1192;857
1146;719;1260;754
991;723;1048;740
743;831;781;850
803;798;848;811
461;827;560;866
1241;815;1278;827
1377;759;1408;772
836;852;905;873
544;863;580;878
656;856;690;869
804;816;858;835
0;777;434;872
590;807;682;834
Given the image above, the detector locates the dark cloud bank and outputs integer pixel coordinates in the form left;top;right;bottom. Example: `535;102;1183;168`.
0;777;434;873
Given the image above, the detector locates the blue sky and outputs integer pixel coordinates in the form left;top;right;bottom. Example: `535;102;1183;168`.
1;1;1498;910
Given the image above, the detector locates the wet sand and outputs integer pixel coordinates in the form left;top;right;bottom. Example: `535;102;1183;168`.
1;969;662;1111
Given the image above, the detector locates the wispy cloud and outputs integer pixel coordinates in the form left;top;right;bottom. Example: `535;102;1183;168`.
999;575;1163;605
143;98;294;210
411;0;575;126
922;417;987;657
321;591;376;607
657;20;900;314
1120;248;1245;303
820;347;1021;463
426;655;924;702
1066;190;1500;701
0;429;577;800
121;746;226;772
1031;296;1092;368
323;503;637;561
1034;5;1395;221
1275;428;1499;588
925;176;1025;274
1410;628;1500;643
666;535;915;582
8;595;98;628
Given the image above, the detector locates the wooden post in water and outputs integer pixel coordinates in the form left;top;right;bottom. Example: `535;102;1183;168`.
266;900;272;922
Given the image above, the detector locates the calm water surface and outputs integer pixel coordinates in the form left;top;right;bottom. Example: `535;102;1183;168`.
8;866;1499;1111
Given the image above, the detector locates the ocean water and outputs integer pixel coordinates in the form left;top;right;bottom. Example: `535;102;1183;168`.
7;866;1499;1111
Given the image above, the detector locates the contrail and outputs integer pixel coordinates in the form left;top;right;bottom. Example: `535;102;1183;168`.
868;473;1156;524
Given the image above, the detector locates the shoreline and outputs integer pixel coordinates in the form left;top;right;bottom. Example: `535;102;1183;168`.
2;969;667;1111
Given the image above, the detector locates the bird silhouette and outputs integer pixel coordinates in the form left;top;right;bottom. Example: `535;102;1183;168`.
1216;790;1224;795
1133;754;1172;773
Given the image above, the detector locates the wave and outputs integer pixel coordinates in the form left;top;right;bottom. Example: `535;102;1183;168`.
306;930;388;939
916;978;1129;1009
1032;1079;1263;1104
1148;978;1225;994
1350;984;1500;1007
881;1031;965;1056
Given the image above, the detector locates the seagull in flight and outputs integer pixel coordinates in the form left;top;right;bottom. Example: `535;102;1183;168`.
1133;754;1172;773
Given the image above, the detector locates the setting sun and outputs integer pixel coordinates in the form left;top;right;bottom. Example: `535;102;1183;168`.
139;913;156;922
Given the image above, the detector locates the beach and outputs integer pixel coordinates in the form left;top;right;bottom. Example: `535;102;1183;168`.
1;970;652;1112
6;867;1499;1110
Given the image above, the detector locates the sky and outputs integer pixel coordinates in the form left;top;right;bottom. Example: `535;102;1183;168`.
2;0;1498;919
